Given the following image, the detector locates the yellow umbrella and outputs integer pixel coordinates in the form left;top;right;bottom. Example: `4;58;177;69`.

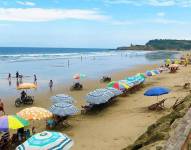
17;83;37;90
17;107;53;120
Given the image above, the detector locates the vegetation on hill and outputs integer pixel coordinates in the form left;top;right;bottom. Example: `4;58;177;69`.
117;39;191;50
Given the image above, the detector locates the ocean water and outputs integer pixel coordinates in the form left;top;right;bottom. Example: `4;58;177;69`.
0;47;180;97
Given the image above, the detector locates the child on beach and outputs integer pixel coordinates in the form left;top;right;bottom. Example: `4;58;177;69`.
8;73;11;81
0;99;5;115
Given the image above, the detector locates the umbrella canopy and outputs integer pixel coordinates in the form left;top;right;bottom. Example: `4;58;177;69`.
152;70;160;74
145;70;157;77
105;87;123;96
49;103;78;117
73;73;86;80
16;131;73;150
107;81;129;91
144;87;170;96
85;88;114;104
0;115;29;131
17;83;37;90
169;64;179;68
137;73;146;78
119;80;134;87
17;107;52;120
50;94;75;104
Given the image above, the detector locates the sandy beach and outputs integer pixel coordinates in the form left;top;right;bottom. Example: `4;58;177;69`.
2;62;191;150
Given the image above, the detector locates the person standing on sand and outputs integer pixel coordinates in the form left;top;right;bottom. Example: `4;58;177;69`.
8;73;11;81
49;80;53;91
0;99;5;115
34;74;37;84
16;71;19;80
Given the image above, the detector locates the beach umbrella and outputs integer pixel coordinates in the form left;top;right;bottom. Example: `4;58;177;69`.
50;94;75;104
16;131;73;150
105;87;123;96
169;64;179;68
119;80;134;87
73;73;86;80
0;115;29;131
17;83;37;90
145;70;157;77
49;103;78;117
136;73;146;79
107;81;130;91
17;107;52;120
144;87;170;101
85;89;113;104
152;70;160;74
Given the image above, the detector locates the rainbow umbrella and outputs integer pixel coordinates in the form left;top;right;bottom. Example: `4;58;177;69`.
119;80;134;87
0;115;29;131
136;73;146;79
73;73;86;80
107;81;129;91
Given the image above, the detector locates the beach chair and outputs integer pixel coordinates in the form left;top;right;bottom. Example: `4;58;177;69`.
81;104;94;114
148;99;167;111
183;83;190;89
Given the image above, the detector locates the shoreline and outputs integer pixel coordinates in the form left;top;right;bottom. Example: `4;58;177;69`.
3;61;191;150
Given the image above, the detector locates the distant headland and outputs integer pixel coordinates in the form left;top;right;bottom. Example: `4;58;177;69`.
117;39;191;51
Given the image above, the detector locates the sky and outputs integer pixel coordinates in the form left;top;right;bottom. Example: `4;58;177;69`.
0;0;191;48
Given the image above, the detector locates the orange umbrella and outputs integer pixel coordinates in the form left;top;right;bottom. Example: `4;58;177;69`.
17;107;52;120
17;83;37;90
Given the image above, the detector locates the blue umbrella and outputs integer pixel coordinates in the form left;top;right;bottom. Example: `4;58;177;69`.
144;87;170;96
85;88;114;104
16;131;73;150
50;94;75;104
144;87;170;101
105;87;122;96
49;103;79;117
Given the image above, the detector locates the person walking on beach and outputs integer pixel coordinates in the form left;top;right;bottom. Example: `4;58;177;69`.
16;71;19;80
49;80;53;91
8;73;11;81
0;99;5;115
34;74;37;84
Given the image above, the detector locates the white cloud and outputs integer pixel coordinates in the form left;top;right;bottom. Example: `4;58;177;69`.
104;0;191;7
157;12;165;17
110;18;187;26
16;1;36;6
0;8;108;22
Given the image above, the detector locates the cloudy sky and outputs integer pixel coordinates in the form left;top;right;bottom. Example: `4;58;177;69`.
0;0;191;48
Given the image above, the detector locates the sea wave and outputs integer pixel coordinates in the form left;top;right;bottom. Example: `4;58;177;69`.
0;50;151;62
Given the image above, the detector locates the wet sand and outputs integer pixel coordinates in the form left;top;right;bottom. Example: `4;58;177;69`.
2;63;191;150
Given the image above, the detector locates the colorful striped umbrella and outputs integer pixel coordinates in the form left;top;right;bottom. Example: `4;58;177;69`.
49;103;79;117
119;80;134;87
73;73;86;80
0;115;29;131
16;131;73;150
17;107;52;120
107;81;129;91
17;83;37;90
136;73;146;79
50;94;75;104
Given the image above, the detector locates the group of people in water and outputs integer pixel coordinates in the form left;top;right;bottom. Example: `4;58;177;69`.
7;71;54;90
